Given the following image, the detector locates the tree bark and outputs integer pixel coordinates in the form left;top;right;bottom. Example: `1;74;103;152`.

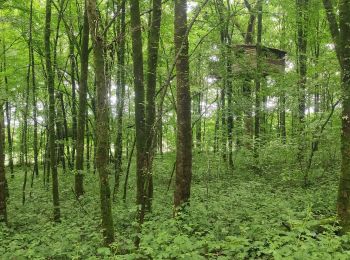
323;0;350;233
130;0;147;226
70;38;77;168
31;1;39;178
2;40;13;178
113;0;126;200
87;0;115;245
296;0;309;175
337;0;350;233
254;0;263;159
174;0;192;210
0;103;6;223
45;0;60;222
145;0;162;211
75;3;89;197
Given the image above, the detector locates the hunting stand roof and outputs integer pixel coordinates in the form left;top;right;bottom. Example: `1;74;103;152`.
233;44;287;75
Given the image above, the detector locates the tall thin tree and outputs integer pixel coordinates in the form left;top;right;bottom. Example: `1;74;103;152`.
113;0;126;199
130;0;147;223
75;3;89;197
0;102;6;223
45;0;60;222
145;0;162;211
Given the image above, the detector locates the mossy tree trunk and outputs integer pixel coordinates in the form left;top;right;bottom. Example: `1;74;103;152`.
87;0;115;245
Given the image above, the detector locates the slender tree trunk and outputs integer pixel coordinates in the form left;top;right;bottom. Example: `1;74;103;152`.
0;103;6;223
59;92;70;170
221;80;227;159
254;0;263;159
70;40;77;168
144;0;162;211
113;0;126;200
280;94;287;143
195;92;202;150
22;28;31;205
2;41;14;178
123;137;136;203
242;0;256;149
86;112;91;171
214;89;220;153
87;0;114;244
45;0;60;222
194;56;202;150
5;99;13;178
174;0;192;210
75;4;89;197
296;0;309;176
32;31;39;178
57;93;66;173
130;0;147;226
226;47;234;169
157;80;164;156
215;0;227;161
296;0;308;125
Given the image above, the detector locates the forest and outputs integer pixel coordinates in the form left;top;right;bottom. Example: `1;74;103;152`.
0;0;350;258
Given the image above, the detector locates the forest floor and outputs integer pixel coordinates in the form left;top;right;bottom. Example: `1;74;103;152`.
0;152;349;259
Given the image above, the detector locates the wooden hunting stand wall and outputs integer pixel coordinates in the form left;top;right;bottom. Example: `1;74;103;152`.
233;44;287;76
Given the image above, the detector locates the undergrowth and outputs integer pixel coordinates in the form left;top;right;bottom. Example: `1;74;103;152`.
0;152;348;259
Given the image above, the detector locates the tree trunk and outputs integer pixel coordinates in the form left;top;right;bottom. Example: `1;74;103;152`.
279;94;287;143
323;0;350;233
174;0;192;210
22;23;31;204
145;0;162;211
75;4;89;197
70;39;77;168
254;0;263;159
130;0;147;225
195;92;202;150
226;48;234;169
113;0;126;200
296;0;309;175
57;93;66;173
337;0;350;233
87;0;114;244
242;0;256;148
0;103;6;223
31;13;39;178
45;0;60;222
2;41;13;178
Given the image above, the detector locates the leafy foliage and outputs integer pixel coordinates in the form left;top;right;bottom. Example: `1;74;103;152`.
0;152;346;259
